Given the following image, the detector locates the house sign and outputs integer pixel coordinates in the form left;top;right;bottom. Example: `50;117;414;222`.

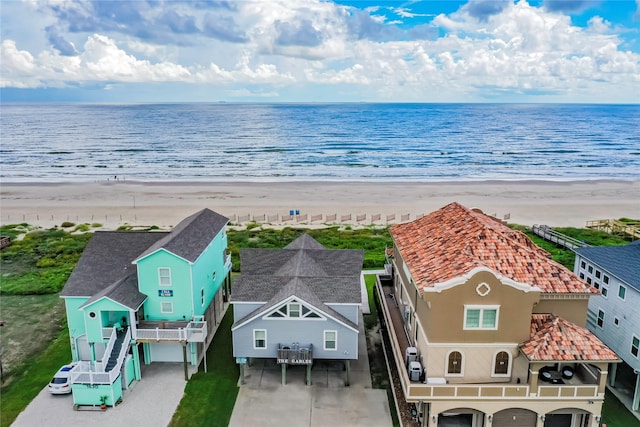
158;289;174;297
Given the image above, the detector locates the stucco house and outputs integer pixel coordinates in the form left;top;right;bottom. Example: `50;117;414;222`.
60;208;231;408
377;202;620;427
574;240;640;414
231;234;364;385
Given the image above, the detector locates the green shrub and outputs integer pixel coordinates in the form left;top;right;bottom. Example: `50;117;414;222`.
73;224;90;232
60;222;75;228
91;223;103;228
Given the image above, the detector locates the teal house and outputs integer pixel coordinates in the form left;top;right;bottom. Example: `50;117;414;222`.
60;209;231;408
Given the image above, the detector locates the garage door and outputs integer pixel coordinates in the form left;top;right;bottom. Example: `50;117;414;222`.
149;343;184;362
492;409;536;427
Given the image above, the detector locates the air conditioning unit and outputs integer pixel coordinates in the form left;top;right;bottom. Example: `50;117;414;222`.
405;347;418;366
403;304;410;321
409;361;422;382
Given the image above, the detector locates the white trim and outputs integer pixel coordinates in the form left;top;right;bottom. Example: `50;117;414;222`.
426;342;518;348
631;335;639;359
445;349;464;377
596;308;605;329
491;350;512;377
133;247;193;265
160;301;173;314
231;295;358;332
253;329;267;350
463;305;500;330
618;284;627;300
263;299;326;321
422;266;541;294
324;330;337;351
158;267;172;287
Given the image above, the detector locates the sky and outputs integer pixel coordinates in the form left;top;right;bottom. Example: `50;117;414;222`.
1;0;639;103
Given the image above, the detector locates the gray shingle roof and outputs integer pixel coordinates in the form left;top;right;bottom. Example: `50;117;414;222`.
232;234;364;304
232;277;358;331
80;273;147;310
136;208;229;263
574;241;640;291
61;232;167;297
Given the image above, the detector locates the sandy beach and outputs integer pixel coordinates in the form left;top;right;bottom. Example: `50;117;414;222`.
1;180;639;230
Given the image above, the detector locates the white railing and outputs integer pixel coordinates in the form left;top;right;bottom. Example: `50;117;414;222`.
101;327;117;365
537;385;599;398
375;277;602;404
110;328;131;374
135;320;206;342
70;361;119;385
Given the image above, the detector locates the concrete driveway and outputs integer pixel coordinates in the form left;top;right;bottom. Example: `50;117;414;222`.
228;315;393;427
12;363;186;427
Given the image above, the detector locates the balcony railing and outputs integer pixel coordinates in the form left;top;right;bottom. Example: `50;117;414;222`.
277;343;314;365
135;318;207;343
375;276;603;403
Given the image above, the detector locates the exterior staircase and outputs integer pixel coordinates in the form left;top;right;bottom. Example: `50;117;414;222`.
106;327;128;372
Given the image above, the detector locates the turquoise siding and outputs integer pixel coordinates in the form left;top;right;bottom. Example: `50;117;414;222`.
191;231;227;316
137;250;192;321
64;297;89;338
82;298;130;343
72;378;122;407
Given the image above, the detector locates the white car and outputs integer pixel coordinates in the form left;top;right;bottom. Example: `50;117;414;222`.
48;364;75;395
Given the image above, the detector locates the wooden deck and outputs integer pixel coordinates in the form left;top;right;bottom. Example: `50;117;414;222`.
586;219;640;240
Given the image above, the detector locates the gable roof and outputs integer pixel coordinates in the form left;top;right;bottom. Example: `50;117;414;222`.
389;202;592;294
232;234;364;304
135;208;229;263
231;278;358;332
61;231;167;297
574;241;640;292
79;274;147;310
519;314;619;362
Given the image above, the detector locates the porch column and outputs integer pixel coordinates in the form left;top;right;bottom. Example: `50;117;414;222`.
133;343;142;380
633;371;640;411
537;414;546;427
529;367;539;396
608;362;617;387
182;343;188;381
239;362;245;385
344;360;351;387
281;363;287;385
306;364;312;386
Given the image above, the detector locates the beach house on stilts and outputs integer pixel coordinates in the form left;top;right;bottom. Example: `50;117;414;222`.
60;209;231;409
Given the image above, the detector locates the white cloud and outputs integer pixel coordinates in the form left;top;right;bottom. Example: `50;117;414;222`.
1;0;639;102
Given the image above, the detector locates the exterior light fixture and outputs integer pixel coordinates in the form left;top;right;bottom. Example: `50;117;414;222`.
540;415;546;422
488;415;493;423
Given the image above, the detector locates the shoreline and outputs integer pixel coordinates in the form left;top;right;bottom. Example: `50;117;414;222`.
2;179;639;230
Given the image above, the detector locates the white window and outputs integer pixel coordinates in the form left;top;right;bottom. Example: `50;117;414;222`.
601;286;608;298
158;267;171;286
201;288;205;306
266;300;322;319
464;306;499;330
618;285;626;300
161;302;173;314
212;271;217;282
614;317;620;327
597;309;605;328
253;330;266;349
289;303;301;318
324;330;337;350
632;336;639;358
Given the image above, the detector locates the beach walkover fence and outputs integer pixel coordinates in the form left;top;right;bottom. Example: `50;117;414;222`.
531;225;590;250
586;219;640;240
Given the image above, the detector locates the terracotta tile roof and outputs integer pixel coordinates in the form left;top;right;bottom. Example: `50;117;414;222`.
389;202;593;294
520;314;619;361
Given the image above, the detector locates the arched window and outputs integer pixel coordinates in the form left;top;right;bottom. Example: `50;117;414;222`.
447;351;463;375
494;351;510;375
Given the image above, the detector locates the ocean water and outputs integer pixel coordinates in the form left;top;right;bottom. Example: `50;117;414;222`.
1;103;638;182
